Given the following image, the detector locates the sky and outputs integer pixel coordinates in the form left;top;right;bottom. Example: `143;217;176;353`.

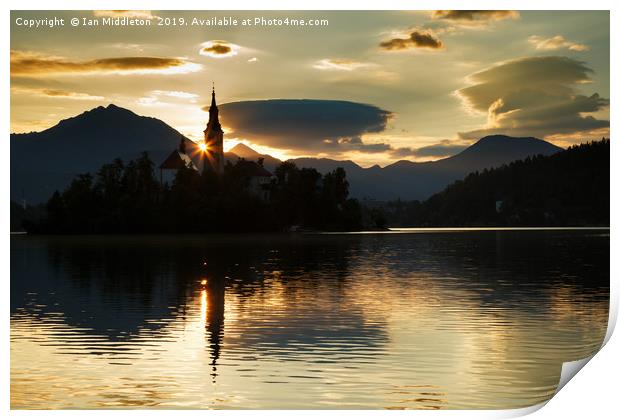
10;10;610;167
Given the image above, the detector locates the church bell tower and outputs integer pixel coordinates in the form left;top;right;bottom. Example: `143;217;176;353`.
203;86;224;173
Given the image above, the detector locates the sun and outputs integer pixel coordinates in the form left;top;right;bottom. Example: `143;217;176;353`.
198;142;208;152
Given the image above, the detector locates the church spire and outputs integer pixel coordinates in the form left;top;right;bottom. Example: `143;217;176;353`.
210;83;217;110
203;83;224;174
206;84;221;133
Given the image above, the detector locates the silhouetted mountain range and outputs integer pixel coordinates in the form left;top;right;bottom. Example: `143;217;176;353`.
11;104;563;203
227;143;282;170
383;140;609;227
288;135;563;200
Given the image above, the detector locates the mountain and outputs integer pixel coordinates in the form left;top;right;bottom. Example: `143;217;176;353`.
289;135;563;200
229;142;262;159
11;104;189;204
416;135;564;172
11;105;564;204
290;157;363;175
383;140;609;227
233;135;562;201
228;143;281;172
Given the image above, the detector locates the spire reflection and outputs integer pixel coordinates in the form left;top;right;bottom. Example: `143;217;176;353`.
201;276;225;382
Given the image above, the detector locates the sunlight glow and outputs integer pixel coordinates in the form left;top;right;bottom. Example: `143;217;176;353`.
200;289;208;326
224;139;293;162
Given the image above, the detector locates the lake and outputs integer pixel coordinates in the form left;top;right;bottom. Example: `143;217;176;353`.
10;229;609;409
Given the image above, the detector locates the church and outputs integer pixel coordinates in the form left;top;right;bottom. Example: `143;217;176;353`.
159;87;273;199
201;86;225;174
160;87;224;178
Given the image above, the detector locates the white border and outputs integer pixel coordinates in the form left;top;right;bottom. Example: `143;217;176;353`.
3;1;617;419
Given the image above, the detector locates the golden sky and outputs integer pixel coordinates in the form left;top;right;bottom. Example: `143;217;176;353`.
10;10;610;166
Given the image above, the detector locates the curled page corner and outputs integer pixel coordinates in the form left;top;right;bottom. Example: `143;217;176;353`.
602;288;618;347
501;294;617;418
480;257;614;419
494;353;603;419
553;289;616;396
556;354;596;394
493;401;549;419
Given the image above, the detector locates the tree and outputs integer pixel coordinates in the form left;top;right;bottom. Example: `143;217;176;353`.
27;153;364;233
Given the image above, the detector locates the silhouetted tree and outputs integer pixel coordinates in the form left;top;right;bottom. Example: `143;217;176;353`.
381;139;609;227
27;153;364;233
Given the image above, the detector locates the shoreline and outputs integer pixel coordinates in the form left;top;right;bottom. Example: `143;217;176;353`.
10;226;610;236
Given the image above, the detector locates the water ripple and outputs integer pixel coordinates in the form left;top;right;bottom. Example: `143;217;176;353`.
10;230;609;409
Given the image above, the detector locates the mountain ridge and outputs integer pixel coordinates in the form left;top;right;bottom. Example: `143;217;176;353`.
228;143;282;170
11;104;564;203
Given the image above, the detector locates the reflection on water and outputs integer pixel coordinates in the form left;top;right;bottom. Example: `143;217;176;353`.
10;230;609;409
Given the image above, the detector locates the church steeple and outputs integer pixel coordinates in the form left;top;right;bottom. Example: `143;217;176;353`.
210;85;217;109
203;84;224;174
205;85;222;134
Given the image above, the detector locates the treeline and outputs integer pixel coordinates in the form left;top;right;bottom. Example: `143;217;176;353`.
22;154;367;234
10;201;45;232
382;139;609;227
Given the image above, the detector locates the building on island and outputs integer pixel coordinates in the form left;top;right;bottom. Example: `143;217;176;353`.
158;87;274;199
159;136;198;185
234;159;273;201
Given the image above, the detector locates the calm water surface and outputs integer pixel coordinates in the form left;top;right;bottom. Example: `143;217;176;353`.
10;230;609;409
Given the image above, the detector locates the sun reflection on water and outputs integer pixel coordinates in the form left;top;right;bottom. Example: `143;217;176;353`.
200;289;208;327
10;231;609;409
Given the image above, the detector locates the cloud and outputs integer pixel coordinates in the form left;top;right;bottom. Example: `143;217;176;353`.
10;50;201;76
211;99;457;159
313;59;398;85
203;44;231;55
11;86;104;101
102;42;165;54
105;43;146;53
528;35;589;52
199;40;239;58
209;99;393;155
545;127;610;148
411;140;469;158
137;90;199;106
151;90;199;99
380;30;444;51
431;10;519;24
456;56;609;140
382;140;469;160
313;58;375;71
93;10;156;20
333;136;394;154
